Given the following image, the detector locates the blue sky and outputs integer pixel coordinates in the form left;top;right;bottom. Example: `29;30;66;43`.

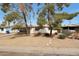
61;3;79;25
0;10;5;23
0;3;79;26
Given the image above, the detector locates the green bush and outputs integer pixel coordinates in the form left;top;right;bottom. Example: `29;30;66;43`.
58;33;66;39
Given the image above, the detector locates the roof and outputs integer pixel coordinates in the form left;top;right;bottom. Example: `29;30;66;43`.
62;24;79;27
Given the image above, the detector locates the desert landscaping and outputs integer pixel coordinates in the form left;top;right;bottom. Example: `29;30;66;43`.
0;33;79;48
0;33;79;56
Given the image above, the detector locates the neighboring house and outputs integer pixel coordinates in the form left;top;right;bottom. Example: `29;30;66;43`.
0;26;19;34
62;24;79;30
62;24;79;32
0;28;7;33
0;19;23;34
0;26;12;33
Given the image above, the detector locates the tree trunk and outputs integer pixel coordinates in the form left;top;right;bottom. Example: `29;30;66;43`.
22;12;30;35
19;3;30;35
48;8;52;37
48;21;53;37
49;26;52;37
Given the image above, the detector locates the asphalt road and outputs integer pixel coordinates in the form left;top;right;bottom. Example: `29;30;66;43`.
0;47;79;56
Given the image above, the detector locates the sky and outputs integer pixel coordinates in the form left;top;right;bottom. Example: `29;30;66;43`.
61;3;79;26
0;3;79;26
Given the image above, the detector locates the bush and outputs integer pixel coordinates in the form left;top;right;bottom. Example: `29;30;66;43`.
58;33;66;39
58;30;72;39
75;28;79;33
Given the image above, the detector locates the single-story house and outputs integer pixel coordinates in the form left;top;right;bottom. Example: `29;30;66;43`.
1;24;79;34
0;24;58;35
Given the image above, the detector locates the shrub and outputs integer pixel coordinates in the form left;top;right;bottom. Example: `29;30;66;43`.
58;30;72;39
58;33;66;39
75;28;79;33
